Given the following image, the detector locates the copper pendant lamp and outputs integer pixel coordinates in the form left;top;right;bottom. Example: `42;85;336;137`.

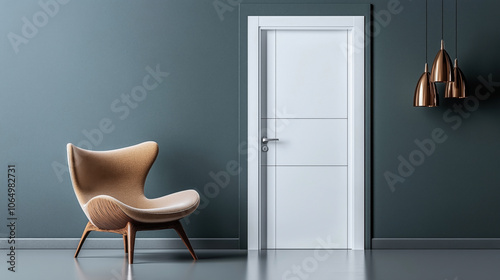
445;0;466;98
414;0;438;107
430;0;454;83
414;63;438;107
445;59;466;98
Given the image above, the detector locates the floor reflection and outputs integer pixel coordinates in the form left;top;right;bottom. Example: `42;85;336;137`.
4;249;498;279
72;249;243;280
246;249;368;280
75;256;132;280
73;249;369;280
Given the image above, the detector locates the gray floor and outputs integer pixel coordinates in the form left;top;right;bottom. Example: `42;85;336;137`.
2;249;499;280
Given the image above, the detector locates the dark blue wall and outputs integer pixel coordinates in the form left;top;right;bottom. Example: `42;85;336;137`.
1;0;500;244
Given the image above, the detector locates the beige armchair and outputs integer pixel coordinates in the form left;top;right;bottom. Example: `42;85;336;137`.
67;141;200;264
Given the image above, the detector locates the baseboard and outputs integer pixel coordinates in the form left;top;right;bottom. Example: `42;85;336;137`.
372;238;500;249
0;238;239;249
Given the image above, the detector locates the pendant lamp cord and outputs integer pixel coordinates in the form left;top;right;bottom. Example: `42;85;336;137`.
441;0;444;39
426;0;428;62
455;0;458;58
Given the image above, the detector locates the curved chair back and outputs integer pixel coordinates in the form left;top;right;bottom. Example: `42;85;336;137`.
67;141;159;207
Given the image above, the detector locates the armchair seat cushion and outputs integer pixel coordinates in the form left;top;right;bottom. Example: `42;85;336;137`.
82;190;200;224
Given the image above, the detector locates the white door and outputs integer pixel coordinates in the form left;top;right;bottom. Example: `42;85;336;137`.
263;29;348;249
248;16;365;250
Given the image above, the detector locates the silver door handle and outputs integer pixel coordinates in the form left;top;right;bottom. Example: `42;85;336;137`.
262;137;279;144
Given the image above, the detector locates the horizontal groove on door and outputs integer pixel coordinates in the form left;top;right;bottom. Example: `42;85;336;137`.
264;164;349;166
260;26;353;30
261;118;349;120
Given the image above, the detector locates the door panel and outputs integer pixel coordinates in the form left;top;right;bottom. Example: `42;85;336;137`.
275;30;348;119
276;119;347;166
265;28;349;249
275;166;348;248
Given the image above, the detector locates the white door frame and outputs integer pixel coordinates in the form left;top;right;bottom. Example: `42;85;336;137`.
247;16;365;250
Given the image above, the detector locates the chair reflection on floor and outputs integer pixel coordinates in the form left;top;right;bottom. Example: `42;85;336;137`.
74;257;132;280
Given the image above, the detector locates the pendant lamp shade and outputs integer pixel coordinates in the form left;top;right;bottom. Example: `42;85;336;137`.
445;59;466;98
430;40;454;83
414;63;438;107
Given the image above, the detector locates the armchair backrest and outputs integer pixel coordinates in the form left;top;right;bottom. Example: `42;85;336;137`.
67;141;159;207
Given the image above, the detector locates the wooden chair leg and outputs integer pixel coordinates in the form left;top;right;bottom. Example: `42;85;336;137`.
123;234;128;253
172;221;197;260
75;222;94;258
127;222;136;264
